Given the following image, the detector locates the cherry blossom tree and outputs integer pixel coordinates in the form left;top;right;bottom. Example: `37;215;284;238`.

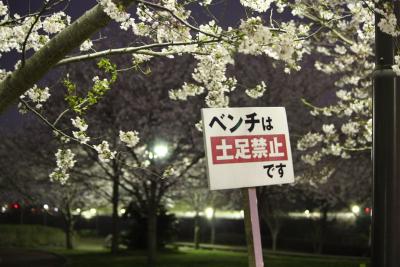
295;1;400;165
295;153;372;253
0;126;105;249
55;53;204;263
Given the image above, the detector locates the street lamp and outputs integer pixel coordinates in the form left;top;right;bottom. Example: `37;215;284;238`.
119;208;126;215
304;209;310;218
153;143;168;158
205;207;214;220
351;205;360;215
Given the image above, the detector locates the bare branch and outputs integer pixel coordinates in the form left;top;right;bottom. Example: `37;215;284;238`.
20;99;95;150
55;40;217;66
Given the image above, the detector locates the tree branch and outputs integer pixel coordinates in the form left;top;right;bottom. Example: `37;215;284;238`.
55;40;217;66
20;99;95;150
137;0;222;40
21;0;54;68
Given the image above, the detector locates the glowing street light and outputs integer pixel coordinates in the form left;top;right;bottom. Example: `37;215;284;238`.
82;208;97;219
351;205;360;215
119;208;126;215
304;209;310;218
153;143;168;158
205;207;214;219
43;204;49;211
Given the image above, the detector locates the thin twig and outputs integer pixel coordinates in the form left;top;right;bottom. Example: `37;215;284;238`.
20;99;95;151
56;40;217;66
136;0;223;40
21;1;52;68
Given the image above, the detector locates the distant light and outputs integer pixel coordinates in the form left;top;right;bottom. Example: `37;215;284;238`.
54;207;59;212
304;209;310;216
120;208;126;215
239;210;245;218
81;208;97;219
364;207;372;216
205;207;214;219
1;206;6;213
75;208;81;213
351;205;360;214
153;144;168;158
12;203;20;209
43;204;49;210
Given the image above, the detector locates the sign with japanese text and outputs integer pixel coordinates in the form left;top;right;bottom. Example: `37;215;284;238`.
202;107;294;190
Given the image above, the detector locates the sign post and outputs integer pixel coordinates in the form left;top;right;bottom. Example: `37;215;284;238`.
243;188;264;267
202;107;294;267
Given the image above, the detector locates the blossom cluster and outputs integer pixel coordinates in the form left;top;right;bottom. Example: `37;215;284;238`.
98;0;135;31
95;1;308;108
71;116;90;144
240;0;275;13
94;141;117;162
80;39;93;51
49;149;76;184
119;130;140;148
19;84;51;111
245;81;267;99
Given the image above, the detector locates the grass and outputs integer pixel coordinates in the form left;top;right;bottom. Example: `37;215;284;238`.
47;239;370;267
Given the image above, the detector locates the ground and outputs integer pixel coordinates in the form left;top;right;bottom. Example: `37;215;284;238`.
0;248;65;267
0;238;370;267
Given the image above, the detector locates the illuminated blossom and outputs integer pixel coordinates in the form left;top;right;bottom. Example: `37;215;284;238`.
49;149;76;184
94;141;116;162
119;130;140;148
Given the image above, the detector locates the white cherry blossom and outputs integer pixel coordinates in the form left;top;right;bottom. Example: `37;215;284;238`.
119;130;140;148
94;141;117;162
49;149;76;185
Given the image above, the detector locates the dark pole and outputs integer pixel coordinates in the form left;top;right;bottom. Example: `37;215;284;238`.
372;1;400;266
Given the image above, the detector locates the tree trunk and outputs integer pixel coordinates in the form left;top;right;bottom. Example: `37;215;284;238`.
111;175;120;254
265;219;281;252
210;208;216;245
65;221;74;249
193;211;200;249
147;206;157;266
313;208;328;254
64;205;74;250
261;197;282;252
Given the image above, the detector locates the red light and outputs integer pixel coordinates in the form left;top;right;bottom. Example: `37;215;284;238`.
12;203;20;209
365;207;371;214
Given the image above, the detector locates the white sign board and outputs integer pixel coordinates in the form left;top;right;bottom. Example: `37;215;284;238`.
202;107;294;190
